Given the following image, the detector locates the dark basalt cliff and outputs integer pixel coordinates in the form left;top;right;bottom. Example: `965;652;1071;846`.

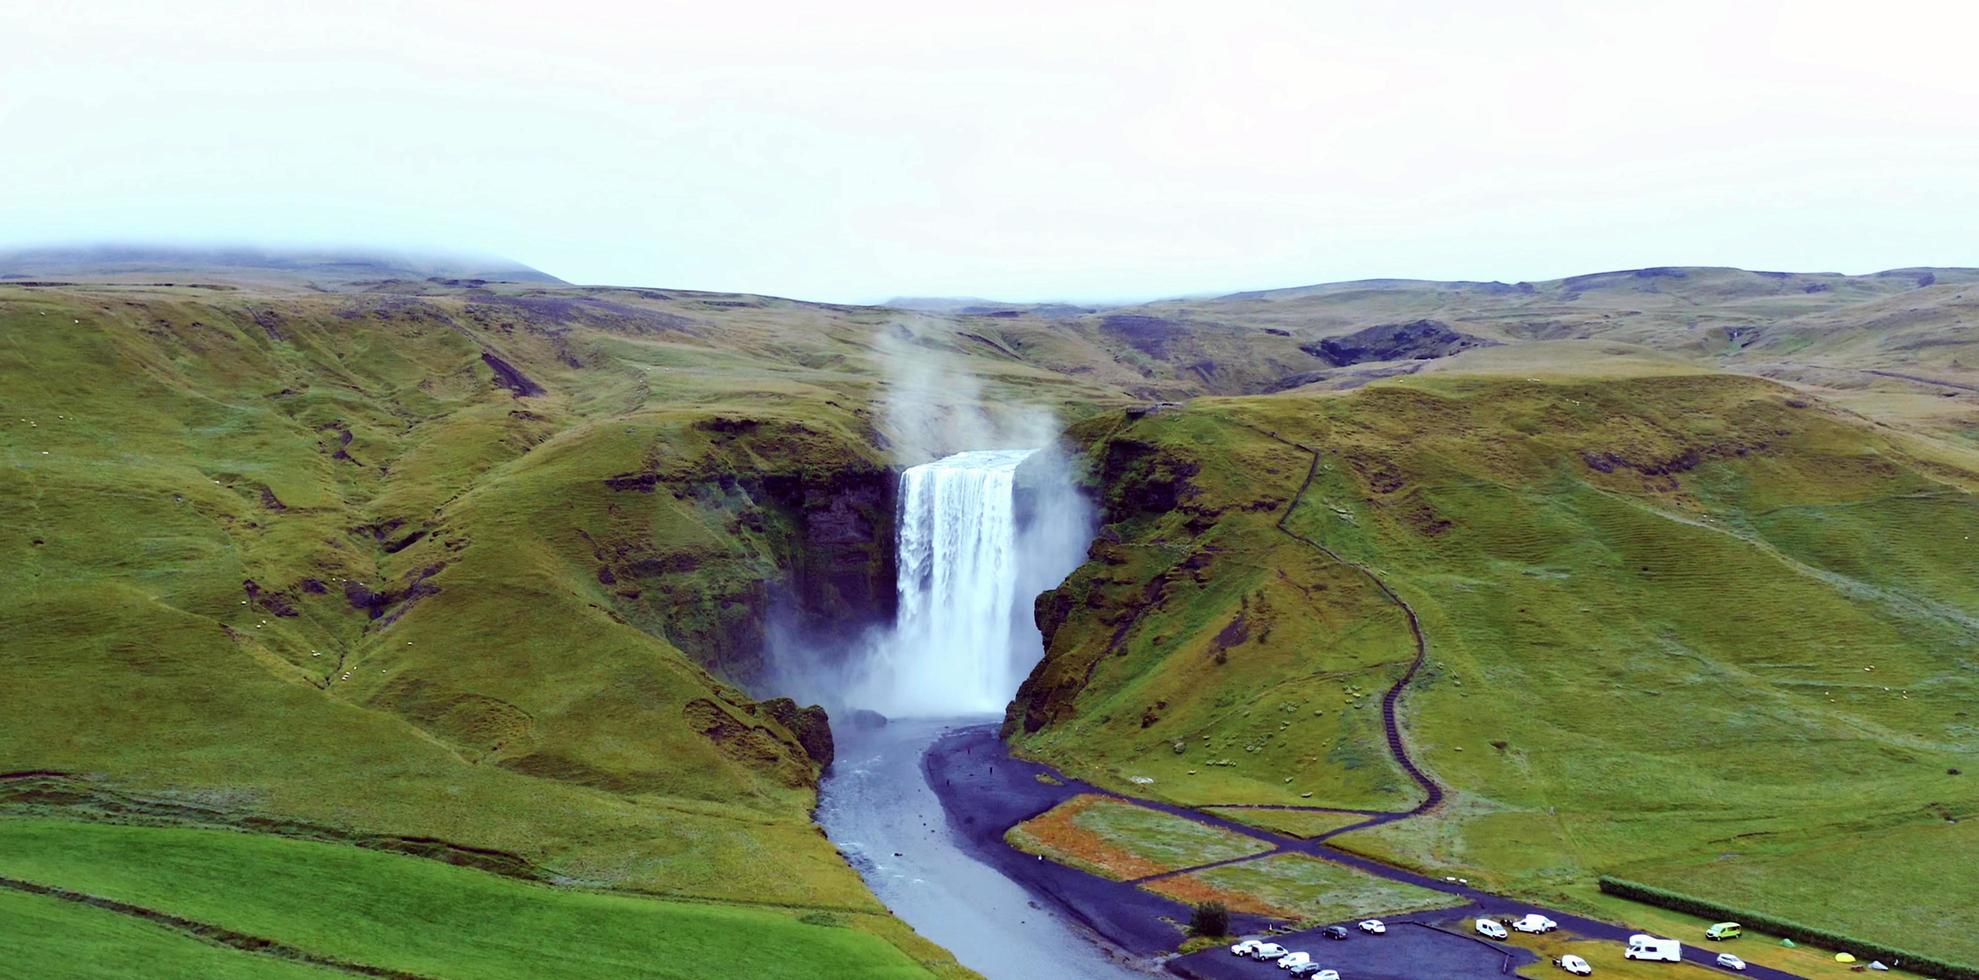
1302;319;1494;366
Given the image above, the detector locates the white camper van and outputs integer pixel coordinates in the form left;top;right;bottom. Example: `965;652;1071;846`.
1625;933;1682;962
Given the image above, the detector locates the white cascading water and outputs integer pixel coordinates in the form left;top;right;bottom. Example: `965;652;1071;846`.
835;446;1090;717
887;449;1033;715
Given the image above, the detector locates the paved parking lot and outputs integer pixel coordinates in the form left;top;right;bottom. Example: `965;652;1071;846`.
1169;919;1539;980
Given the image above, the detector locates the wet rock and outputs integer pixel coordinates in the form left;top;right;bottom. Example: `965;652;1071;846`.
846;708;889;730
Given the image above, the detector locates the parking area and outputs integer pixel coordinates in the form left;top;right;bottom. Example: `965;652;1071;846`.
1169;919;1540;980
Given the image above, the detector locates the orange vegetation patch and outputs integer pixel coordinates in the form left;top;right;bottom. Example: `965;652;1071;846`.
1143;874;1288;917
1004;794;1167;881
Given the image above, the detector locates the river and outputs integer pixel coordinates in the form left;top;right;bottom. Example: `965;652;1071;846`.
817;716;1148;979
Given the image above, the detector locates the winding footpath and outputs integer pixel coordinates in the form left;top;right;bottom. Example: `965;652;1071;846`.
1260;436;1442;831
918;430;1808;978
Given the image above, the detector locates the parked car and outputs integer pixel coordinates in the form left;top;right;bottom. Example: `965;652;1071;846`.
1625;934;1682;962
1556;954;1593;976
1231;939;1262;956
1476;918;1509;940
1514;913;1559;934
1312;971;1340;980
1276;951;1311;970
1286;963;1326;978
1251;943;1289;961
1358;919;1386;935
1321;925;1350;941
1715;953;1746;971
1706;922;1742;941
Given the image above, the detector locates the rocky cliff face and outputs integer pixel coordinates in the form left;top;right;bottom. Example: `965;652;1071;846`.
758;468;898;661
1003;413;1203;738
596;421;897;690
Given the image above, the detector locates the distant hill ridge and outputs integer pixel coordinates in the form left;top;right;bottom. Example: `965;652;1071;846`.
0;244;563;287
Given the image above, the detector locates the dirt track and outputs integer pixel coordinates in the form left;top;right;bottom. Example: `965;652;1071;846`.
1222;426;1442;836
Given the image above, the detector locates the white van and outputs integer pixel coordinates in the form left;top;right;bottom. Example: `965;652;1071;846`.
1476;918;1509;940
1625;934;1682;962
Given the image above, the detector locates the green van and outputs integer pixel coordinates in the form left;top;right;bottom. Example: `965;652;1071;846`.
1706;922;1742;941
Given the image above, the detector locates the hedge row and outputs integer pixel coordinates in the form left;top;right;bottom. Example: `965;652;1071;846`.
1598;876;1976;980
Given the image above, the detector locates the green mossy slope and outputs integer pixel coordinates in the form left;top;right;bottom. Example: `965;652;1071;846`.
1010;369;1979;956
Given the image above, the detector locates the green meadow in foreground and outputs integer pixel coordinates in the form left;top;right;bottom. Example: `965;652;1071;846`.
0;818;931;980
0;886;333;980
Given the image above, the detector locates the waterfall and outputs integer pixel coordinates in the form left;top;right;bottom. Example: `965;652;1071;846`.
831;447;1091;717
887;449;1033;715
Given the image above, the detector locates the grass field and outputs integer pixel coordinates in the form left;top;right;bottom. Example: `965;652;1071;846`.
0;817;933;979
1145;853;1460;922
0;885;334;980
1003;794;1271;880
1546;898;1936;980
1610;810;1979;965
1498;926;1718;980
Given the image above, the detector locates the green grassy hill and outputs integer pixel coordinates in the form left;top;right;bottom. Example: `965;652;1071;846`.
1;272;1141;975
1008;366;1979;961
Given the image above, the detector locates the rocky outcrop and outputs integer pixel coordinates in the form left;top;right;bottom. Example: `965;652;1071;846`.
590;421;897;687
1301;319;1493;366
680;697;815;788
481;351;544;396
761;697;834;769
756;467;897;653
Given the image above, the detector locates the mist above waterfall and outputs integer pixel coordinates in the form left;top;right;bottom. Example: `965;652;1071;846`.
872;317;1065;464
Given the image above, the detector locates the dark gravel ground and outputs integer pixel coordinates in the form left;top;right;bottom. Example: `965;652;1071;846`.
922;725;1278;956
1169;920;1531;980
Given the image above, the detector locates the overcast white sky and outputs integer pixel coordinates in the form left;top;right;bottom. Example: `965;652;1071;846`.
2;1;1975;302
